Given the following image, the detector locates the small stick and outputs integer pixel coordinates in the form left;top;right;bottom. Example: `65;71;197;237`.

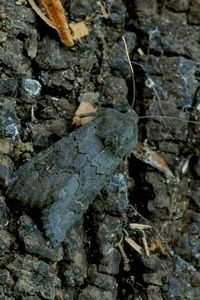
122;36;135;108
141;230;150;256
115;236;130;272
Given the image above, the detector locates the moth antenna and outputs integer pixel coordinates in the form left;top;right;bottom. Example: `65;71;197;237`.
139;115;200;125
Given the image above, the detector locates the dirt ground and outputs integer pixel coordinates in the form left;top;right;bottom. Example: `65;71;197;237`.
0;0;200;299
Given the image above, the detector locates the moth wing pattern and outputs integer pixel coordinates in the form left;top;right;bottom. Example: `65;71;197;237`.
7;109;138;247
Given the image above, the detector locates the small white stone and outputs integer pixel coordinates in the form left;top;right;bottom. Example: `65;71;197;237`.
23;79;41;97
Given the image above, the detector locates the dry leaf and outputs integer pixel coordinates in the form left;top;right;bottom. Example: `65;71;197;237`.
28;0;89;46
129;223;151;256
124;236;143;254
72;102;97;126
69;21;89;41
28;0;56;29
132;143;174;179
40;0;74;46
149;237;169;257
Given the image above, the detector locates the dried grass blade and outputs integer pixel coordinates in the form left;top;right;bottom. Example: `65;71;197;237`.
129;223;151;230
141;230;150;256
124;236;143;254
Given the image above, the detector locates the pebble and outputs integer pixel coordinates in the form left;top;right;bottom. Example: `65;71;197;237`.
18;215;63;262
88;264;118;291
21;79;41;100
0;30;7;42
7;255;61;299
78;285;117;300
0;106;20;140
188;0;200;24
0;139;13;155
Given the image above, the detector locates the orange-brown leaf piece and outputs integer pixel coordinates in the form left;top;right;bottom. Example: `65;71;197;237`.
28;0;56;29
40;0;74;46
72;102;97;126
133;143;174;179
124;236;143;254
149;237;169;257
69;21;89;42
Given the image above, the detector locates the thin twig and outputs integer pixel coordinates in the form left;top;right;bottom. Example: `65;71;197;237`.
122;36;135;108
115;236;130;272
139;115;200;125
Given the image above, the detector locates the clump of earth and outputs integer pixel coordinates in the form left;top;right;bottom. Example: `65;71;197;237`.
0;0;200;299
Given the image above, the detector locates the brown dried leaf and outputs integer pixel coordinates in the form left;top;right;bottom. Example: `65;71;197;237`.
40;0;74;46
72;102;97;126
149;237;169;257
29;1;89;46
132;143;174;179
27;0;56;29
69;21;89;42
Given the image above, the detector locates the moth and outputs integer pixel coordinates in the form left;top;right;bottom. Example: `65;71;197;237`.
7;108;138;247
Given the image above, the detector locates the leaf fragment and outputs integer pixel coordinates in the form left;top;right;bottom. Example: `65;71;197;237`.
40;0;74;46
70;21;89;42
27;0;56;29
124;236;143;254
149;237;169;257
133;143;175;179
28;0;89;46
72;102;97;126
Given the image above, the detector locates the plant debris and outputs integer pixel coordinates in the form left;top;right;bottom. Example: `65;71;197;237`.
132;142;175;179
28;0;89;46
72;101;97;126
2;0;200;298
